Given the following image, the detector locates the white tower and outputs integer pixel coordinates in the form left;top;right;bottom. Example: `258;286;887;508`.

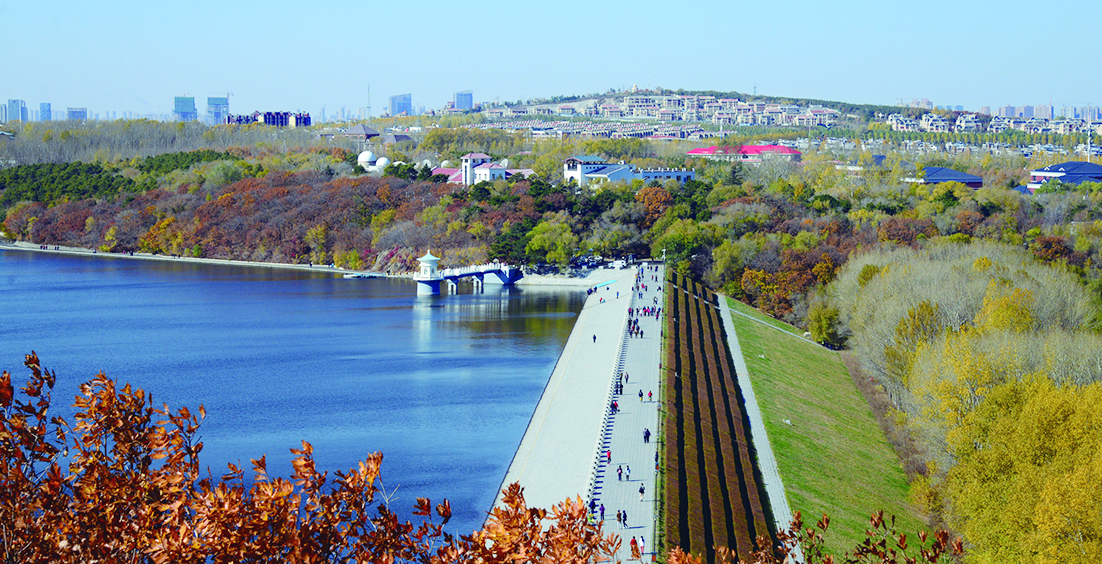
415;250;442;295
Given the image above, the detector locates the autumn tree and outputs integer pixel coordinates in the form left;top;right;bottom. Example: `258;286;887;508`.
634;184;673;228
1;352;619;563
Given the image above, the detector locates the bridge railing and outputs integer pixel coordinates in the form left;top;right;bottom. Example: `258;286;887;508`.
438;262;514;279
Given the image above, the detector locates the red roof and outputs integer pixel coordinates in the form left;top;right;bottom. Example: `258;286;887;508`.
686;144;801;156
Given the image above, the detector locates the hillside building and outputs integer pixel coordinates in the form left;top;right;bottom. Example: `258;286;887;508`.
903;166;983;188
455;90;473;111
563;155;695;187
431;152;536;185
685;145;801;164
1028;161;1102;191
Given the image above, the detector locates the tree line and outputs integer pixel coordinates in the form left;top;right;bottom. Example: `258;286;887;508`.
816;241;1102;562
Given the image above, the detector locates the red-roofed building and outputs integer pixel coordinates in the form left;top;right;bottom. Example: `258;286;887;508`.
686;145;801;164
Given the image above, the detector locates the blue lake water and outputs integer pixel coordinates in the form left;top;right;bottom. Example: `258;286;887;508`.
0;250;585;534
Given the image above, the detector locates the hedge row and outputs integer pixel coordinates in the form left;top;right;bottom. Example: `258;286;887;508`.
663;272;769;562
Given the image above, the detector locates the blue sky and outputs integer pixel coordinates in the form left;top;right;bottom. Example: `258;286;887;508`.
4;0;1100;118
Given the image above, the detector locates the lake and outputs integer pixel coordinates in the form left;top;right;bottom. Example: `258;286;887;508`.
0;250;585;534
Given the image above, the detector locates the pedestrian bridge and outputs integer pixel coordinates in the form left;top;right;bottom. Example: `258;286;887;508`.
414;253;523;295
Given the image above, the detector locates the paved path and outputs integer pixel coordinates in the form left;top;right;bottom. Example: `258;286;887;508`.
492;264;666;562
717;299;804;562
492;272;636;514
591;265;664;561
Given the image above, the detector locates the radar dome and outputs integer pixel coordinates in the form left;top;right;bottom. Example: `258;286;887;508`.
440;160;452;168
357;151;376;168
375;157;391;169
499;158;510;168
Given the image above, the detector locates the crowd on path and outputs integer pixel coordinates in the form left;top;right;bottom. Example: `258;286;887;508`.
586;264;665;562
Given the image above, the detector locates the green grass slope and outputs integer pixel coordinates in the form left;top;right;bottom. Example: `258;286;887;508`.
725;297;922;556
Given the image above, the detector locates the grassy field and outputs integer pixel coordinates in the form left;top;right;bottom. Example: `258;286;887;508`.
725;297;923;556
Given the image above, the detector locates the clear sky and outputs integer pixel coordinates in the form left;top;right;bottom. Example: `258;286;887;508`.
4;0;1100;118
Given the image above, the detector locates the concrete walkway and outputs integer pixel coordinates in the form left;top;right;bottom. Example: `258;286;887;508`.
590;265;665;561
717;299;804;562
492;264;666;562
492;272;636;514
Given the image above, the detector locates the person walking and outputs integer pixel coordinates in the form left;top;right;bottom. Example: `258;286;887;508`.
616;510;622;528
600;504;605;522
593;334;596;343
640;536;646;556
648;390;653;402
639;484;645;501
622;510;627;528
607;449;612;463
638;389;643;402
642;429;648;443
630;537;639;559
626;465;631;481
617;465;623;481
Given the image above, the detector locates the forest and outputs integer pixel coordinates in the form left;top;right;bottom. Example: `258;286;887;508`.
3;119;1102;561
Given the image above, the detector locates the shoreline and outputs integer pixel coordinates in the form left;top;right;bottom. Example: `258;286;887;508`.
0;240;403;278
0;240;644;287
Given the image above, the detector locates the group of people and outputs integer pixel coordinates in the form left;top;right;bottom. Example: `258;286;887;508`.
590;266;665;561
585;285;610;296
616;464;631;481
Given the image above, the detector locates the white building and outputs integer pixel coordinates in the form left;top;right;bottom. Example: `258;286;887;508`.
563;156;695;187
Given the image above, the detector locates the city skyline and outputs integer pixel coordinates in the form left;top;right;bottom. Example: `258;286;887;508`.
4;0;1100;118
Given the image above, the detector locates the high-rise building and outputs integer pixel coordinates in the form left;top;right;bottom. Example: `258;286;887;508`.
7;99;27;123
174;96;198;121
455;90;473;111
67;107;88;121
1035;105;1053;120
207;96;230;124
40;103;51;121
389;93;412;116
1016;106;1034;119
